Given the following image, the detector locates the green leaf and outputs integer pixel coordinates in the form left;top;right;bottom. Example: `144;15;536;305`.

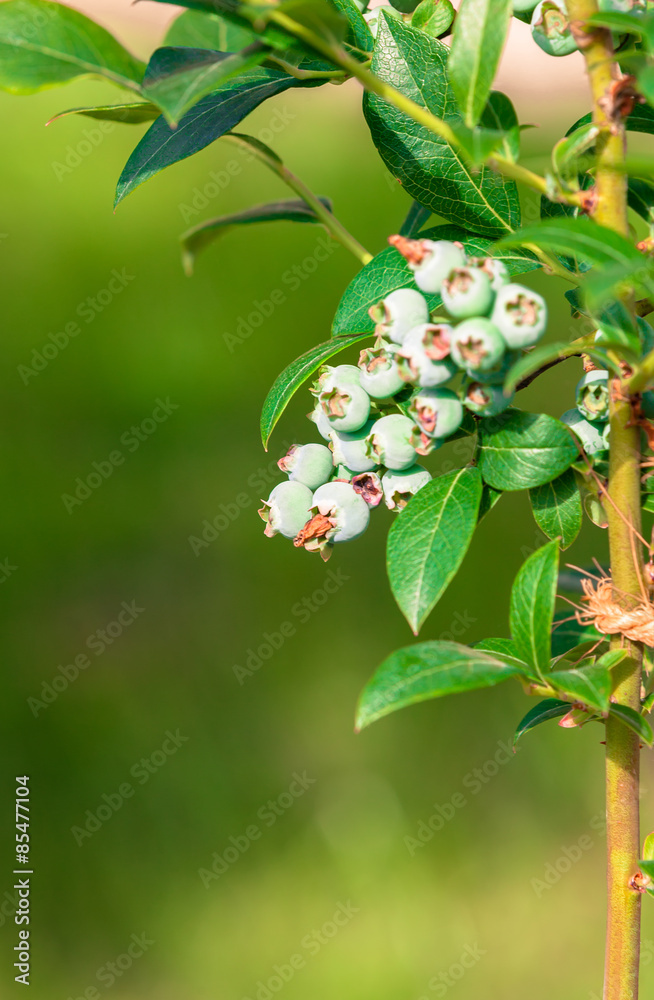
387;467;482;634
181;197;332;274
115;69;318;206
147;0;307;51
327;0;374;51
569;102;654;138
478;410;579;491
510;540;559;678
499;217;644;272
639;859;654;880
609;704;654;746
399;201;432;238
529;469;582;550
142;45;270;126
514;698;571;746
412;0;455;38
447;0;512;127
503;341;586;394
355;640;519;731
47;103;160;126
551;122;599;184
586;9;654;47
260;334;371;448
0;0;145;94
642;832;654;862
164;8;257;50
479;91;520;161
332;224;539;336
628;177;654;223
551;611;602;659
363;15;520;238
474;636;532;673
548;654;619;714
478;483;502;521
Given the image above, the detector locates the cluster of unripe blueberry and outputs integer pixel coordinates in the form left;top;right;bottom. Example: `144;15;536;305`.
561;369;611;459
259;237;548;560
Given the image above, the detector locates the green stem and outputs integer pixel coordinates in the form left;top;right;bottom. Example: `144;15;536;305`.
564;1;643;997
224;134;373;266
269;10;582;213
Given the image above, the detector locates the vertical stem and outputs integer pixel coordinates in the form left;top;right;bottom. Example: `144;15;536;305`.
564;2;643;997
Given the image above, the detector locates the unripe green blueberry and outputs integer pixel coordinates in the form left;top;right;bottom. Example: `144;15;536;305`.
308;399;333;440
310;481;370;544
576;369;610;423
351;472;384;507
464;381;514;416
329;420;378;473
512;0;540;24
320;383;371;432
491;283;547;348
365;414;418;470
358;341;405;398
368;287;430;346
468;256;510;292
411;0;455;38
388;235;467;294
278;443;334;490
466;349;520;386
410;426;443;457
389;0;421;14
382;465;432;510
450;317;506;373
408;387;463;438
560;408;610;456
396;324;458;387
441;266;494;319
313;364;361;395
363;3;402;36
258;481;313;539
531;0;579;56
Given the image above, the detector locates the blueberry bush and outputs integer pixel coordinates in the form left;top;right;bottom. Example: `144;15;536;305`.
5;0;654;994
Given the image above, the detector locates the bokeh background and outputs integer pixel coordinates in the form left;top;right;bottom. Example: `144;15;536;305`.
2;3;654;999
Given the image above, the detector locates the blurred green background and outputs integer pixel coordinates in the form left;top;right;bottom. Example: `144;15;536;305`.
2;11;654;999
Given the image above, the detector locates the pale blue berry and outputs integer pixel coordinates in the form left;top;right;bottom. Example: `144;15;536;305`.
491;283;547;348
382;465;432;510
466;349;519;386
365;414;418;470
314;364;361;395
464;380;514;416
561;408;610;456
468;256;510;292
308;399;333;440
358;341;406;398
408;387;463;438
396;324;458;387
369;287;430;346
293;481;370;559
330;420;378;473
410;426;444;458
576;370;610;423
351;472;384;508
389;235;467;294
259;481;313;539
441;266;494;319
531;0;578;56
320;383;371;432
278;443;334;490
450;318;505;373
